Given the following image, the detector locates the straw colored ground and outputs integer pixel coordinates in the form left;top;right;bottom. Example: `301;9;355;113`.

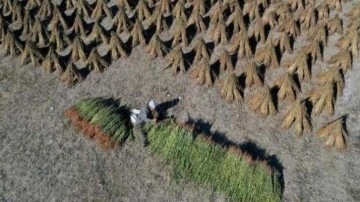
0;41;359;202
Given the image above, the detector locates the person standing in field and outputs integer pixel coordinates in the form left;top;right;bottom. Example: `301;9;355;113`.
130;100;159;147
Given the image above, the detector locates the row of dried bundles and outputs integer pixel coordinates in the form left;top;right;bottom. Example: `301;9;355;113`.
0;0;357;86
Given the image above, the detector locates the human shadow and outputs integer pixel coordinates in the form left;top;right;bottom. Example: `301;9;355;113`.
185;118;285;196
156;97;181;121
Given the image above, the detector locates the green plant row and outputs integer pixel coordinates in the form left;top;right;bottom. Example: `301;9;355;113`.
144;123;282;202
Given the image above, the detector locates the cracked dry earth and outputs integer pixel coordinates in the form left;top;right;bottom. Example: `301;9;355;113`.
0;42;359;201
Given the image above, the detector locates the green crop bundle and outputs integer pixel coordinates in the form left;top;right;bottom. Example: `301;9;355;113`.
144;122;282;202
64;98;130;149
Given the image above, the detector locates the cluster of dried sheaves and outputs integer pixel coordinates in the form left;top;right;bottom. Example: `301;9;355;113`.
0;0;358;150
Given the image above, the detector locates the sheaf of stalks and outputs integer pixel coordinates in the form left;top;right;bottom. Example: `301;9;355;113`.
190;57;213;87
242;59;263;88
146;34;167;59
282;52;311;82
300;42;323;64
248;18;266;44
225;6;246;34
274;73;301;102
171;18;188;49
135;0;152;21
248;85;277;116
91;0;113;20
317;117;347;150
130;18;147;47
327;50;352;73
227;30;252;59
217;70;243;103
86;49;109;73
327;14;343;36
254;41;279;69
106;31;128;61
192;36;210;63
316;66;344;98
281;98;312;137
113;6;131;35
60;62;84;87
165;45;186;74
20;42;43;67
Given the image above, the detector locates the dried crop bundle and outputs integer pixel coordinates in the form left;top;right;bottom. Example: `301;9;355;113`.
299;5;316;31
68;10;87;34
165;45;186;74
281;99;312;137
190;58;213;87
242;59;263;88
172;0;187;21
135;0;152;21
208;14;228;45
146;34;167;58
300;42;323;63
69;36;87;63
242;1;260;21
85;20;108;43
3;31;23;57
36;0;53;21
60;63;84;87
192;36;210;63
317;117;347;150
20;42;43;66
317;66;344;98
248;18;266;44
226;6;246;35
309;82;336;116
336;29;359;58
41;45;63;74
91;0;112;19
325;0;342;11
171;18;188;48
277;15;300;38
158;0;172;16
254;41;279;69
86;49;109;73
274;73;301;102
271;32;293;54
248;85;277;116
282;52;311;81
130;18;147;47
315;2;329;21
218;71;243;103
306;24;327;46
327;14;343;36
106;32;128;61
227;30;252;59
217;49;234;73
327;50;352;72
112;6;131;35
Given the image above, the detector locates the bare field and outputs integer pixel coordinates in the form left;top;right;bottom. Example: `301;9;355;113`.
0;42;359;202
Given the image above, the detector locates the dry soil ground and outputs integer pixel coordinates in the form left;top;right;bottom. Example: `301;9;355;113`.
1;27;360;202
